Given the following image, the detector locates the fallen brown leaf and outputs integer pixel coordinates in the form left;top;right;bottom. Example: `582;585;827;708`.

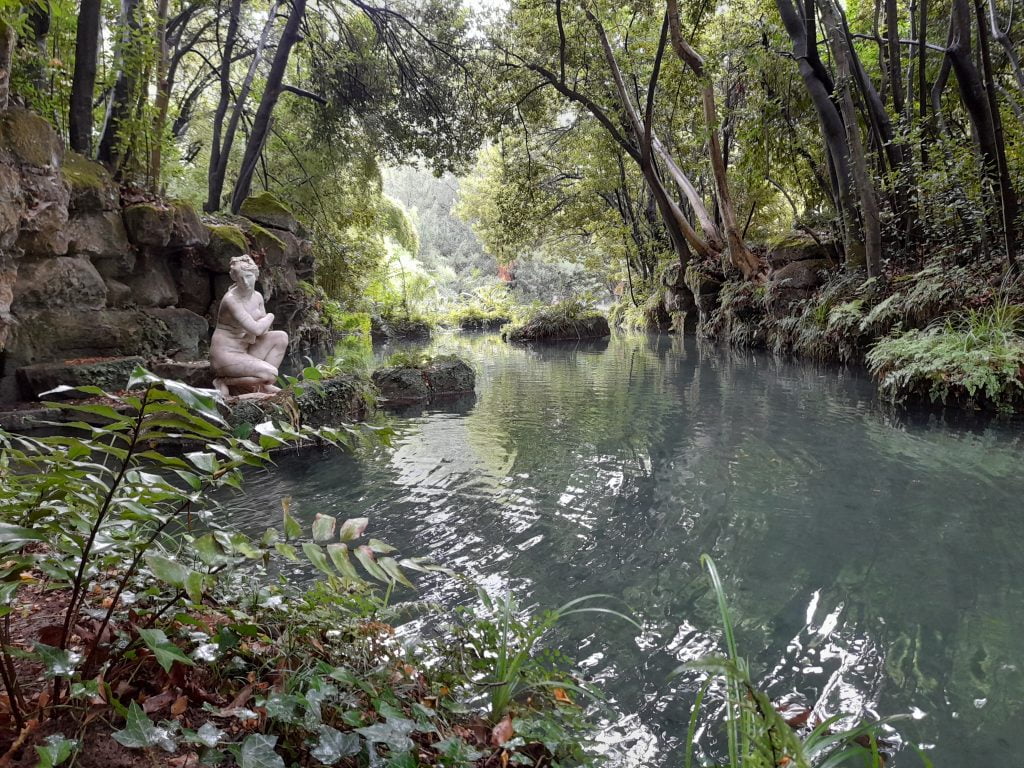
490;714;514;747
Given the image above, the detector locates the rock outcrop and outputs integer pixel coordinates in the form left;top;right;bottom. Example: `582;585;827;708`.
0;110;323;404
371;357;476;405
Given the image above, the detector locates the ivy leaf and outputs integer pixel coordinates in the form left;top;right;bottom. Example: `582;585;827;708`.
338;517;368;542
35;734;76;767
312;513;337;543
239;734;285;768
356;718;416;752
112;701;162;749
184;571;205;604
310;725;360;765
34;644;80;678
137;628;195;672
192;722;223;748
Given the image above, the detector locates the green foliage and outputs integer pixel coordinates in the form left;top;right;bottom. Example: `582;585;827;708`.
444;284;515;330
502;297;610;343
867;303;1024;408
0;370;591;766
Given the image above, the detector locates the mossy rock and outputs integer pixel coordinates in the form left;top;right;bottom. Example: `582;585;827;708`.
62;152;118;212
201;223;248;273
504;312;610;343
0;107;63;168
766;232;828;267
684;264;723;296
239;192;301;234
124;200;208;249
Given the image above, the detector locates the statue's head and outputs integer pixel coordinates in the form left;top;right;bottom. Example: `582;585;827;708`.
229;254;259;292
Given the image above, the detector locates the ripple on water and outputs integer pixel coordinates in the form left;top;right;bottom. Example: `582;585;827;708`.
221;332;1024;767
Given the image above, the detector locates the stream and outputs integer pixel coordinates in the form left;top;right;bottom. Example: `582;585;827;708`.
222;331;1024;766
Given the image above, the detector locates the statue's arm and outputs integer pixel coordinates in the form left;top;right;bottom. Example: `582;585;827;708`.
223;295;273;336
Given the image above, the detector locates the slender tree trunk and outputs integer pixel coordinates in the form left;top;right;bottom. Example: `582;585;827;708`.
69;0;101;153
947;0;1017;265
974;0;1018;268
821;0;882;275
985;0;1024;92
205;0;243;210
919;0;928;164
885;0;905;114
148;0;171;191
666;0;759;277
97;0;141;170
230;0;306;213
776;0;863;262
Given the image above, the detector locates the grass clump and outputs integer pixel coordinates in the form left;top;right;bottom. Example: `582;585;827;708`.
448;304;512;331
502;297;610;343
685;557;910;768
867;301;1024;407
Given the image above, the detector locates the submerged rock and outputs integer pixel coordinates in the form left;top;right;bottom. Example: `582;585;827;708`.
371;357;475;405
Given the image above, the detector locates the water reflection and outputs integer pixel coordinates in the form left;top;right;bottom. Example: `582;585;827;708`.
225;331;1024;766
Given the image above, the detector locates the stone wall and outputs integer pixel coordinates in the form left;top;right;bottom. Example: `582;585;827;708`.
0;107;319;403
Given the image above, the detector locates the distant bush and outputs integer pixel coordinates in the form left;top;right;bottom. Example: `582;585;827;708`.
502;297;611;342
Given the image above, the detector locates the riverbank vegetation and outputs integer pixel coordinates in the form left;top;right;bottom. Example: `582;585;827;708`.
0;372;606;766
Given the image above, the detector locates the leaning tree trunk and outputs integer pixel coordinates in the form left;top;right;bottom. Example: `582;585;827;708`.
666;0;759;278
947;0;1017;267
69;0;101;154
776;0;863;265
229;0;306;213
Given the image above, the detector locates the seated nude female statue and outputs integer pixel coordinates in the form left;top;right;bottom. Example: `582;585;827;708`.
210;254;288;397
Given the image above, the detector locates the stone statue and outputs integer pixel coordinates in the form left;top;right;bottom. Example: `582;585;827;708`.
210;254;288;397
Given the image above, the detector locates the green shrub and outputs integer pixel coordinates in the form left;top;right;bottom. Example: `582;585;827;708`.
502;297;611;342
0;371;597;766
867;302;1024;407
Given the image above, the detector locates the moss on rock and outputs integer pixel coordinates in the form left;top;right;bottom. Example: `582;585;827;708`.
239;192;300;233
0;107;63;167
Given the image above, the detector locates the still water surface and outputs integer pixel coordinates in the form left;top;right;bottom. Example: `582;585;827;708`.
226;331;1024;766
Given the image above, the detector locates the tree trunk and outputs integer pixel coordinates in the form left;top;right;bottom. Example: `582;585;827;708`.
69;0;101;154
885;0;904;114
205;0;243;211
97;0;141;171
974;0;1018;268
148;0;171;191
821;0;882;276
666;0;759;278
947;0;1017;265
918;0;928;164
776;0;863;263
230;0;306;213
